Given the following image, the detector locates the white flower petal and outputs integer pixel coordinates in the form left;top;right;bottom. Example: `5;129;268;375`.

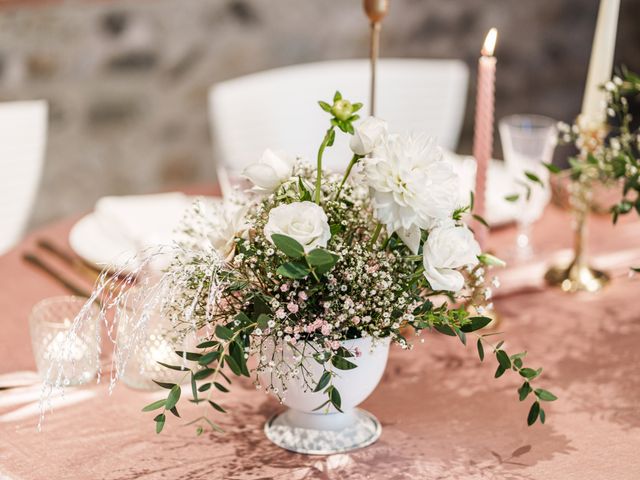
397;225;421;255
264;201;331;252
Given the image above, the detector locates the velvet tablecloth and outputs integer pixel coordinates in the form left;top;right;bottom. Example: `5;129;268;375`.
1;205;639;479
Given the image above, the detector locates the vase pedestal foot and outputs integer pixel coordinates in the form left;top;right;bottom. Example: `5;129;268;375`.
264;408;381;455
544;262;610;293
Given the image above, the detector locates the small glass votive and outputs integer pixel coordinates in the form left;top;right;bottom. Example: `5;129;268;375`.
116;307;192;391
29;296;100;386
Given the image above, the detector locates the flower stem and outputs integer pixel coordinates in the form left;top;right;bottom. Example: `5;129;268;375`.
335;154;363;200
369;222;383;249
315;127;334;204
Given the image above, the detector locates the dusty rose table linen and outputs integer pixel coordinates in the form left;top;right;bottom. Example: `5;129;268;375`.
1;203;639;479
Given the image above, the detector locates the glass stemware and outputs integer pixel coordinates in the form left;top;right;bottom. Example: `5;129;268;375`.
499;114;557;261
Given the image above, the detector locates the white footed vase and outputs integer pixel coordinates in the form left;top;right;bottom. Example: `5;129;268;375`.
259;335;391;454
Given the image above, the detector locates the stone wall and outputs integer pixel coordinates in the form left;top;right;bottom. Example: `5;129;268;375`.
1;0;638;227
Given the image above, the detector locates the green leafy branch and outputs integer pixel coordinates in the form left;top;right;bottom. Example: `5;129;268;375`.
475;334;557;425
310;346;358;413
409;301;556;426
142;313;257;435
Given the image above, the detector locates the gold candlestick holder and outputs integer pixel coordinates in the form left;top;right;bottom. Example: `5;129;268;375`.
363;0;389;116
544;122;610;293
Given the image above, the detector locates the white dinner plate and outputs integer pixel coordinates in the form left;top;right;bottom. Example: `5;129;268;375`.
69;194;219;274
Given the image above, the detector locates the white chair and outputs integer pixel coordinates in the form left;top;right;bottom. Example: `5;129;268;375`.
0;100;48;254
209;58;468;193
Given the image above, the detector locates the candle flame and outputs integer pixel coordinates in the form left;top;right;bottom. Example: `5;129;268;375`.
481;28;498;57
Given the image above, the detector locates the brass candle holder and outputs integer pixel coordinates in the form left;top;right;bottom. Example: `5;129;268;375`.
544;122;611;293
363;0;389;116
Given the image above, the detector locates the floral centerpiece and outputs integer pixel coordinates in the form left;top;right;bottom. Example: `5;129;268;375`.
543;68;640;287
557;68;640;224
62;92;555;454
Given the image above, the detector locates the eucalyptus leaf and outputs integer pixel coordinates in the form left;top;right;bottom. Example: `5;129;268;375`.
277;261;311;279
157;361;189;372
198;351;220;366
214;382;229;393
434;324;456;336
524;171;543;186
477;339;485;361
534;388;558;401
472;214;489;228
142;399;165;412
461;316;492;332
527;401;540;426
198;382;211;392
215;325;234;341
519;367;540;379
271;233;305;259
313;371;331;392
154;413;166;434
257;313;270;329
543;162;561;174
331;355;357;370
174;351;202;361
306;249;339;268
209;400;227;413
193;368;215;380
518;382;532;401
165;385;181;411
496;350;512;369
329;387;343;411
152;380;176;390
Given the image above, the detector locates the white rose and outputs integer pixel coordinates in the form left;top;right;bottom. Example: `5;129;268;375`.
264;201;331;252
350;116;388;155
423;223;480;292
242;149;295;193
208;203;248;260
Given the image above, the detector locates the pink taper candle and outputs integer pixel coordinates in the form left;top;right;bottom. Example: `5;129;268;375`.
472;28;498;250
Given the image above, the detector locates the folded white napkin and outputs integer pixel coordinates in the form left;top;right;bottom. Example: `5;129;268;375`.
445;151;523;227
94;192;192;251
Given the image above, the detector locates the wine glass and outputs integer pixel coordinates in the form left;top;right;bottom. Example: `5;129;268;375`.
499;115;557;261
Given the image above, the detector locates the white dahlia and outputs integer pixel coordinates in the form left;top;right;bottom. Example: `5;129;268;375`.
361;133;460;236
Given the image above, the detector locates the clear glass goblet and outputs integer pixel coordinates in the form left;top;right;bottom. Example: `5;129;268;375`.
499;114;557;261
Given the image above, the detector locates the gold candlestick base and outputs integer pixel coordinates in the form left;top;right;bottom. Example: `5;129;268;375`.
544;262;609;293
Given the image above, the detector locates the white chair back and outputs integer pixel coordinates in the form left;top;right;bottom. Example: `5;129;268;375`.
0;100;48;254
209;59;468;189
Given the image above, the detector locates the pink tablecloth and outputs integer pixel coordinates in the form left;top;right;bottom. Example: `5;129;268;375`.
1;204;639;479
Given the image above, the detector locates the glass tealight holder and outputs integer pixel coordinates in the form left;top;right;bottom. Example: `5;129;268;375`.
29;296;100;386
115;299;193;391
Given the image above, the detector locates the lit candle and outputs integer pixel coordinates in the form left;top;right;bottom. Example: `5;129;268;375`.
472;28;498;249
580;0;620;127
